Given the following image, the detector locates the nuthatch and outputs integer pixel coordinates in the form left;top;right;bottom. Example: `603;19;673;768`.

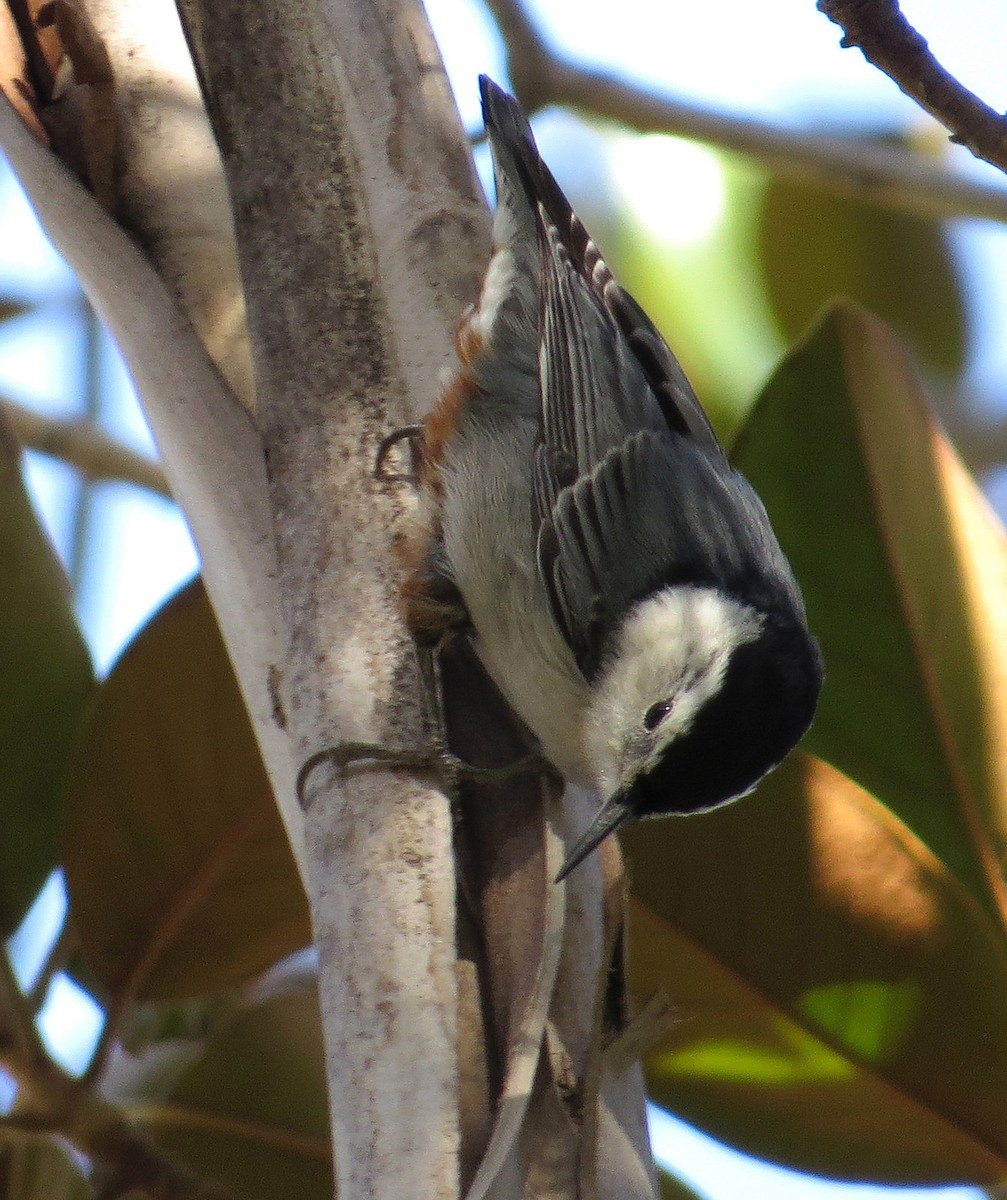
393;77;822;880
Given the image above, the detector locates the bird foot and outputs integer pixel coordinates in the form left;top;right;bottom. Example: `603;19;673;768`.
374;425;425;485
296;739;550;809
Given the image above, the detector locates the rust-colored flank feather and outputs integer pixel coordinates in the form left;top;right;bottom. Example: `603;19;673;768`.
396;311;484;644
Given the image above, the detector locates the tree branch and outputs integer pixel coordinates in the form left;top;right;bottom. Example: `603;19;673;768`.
0;18;310;884
1;945;239;1200
483;0;1007;227
4;397;171;497
817;0;1007;176
171;1;488;1195
2;1085;245;1200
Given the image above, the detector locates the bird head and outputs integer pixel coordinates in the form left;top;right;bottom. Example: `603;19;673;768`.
556;585;822;880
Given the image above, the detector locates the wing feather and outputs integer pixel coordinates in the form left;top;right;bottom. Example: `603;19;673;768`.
480;77;792;676
541;431;802;678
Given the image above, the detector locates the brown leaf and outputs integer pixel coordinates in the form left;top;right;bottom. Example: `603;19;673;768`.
627;753;1007;1184
64;578;310;1001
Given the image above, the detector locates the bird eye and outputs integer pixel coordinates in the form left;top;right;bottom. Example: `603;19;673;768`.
644;699;673;731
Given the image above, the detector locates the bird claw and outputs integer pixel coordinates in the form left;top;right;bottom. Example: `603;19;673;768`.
446;749;551;787
375;425;425;484
296;742;430;808
296;739;551;809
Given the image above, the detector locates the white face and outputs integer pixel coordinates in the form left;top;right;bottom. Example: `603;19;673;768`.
584;586;764;797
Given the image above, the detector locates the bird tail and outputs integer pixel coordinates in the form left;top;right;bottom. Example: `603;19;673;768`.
478;75;587;269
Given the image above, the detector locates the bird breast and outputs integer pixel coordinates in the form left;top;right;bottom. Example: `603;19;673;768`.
439;415;593;783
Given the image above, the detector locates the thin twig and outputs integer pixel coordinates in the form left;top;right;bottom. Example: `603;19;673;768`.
0;947;48;1073
482;0;1007;227
0;997;243;1200
25;917;79;1015
818;0;1007;175
2;937;240;1197
1;1080;245;1200
4;397;172;498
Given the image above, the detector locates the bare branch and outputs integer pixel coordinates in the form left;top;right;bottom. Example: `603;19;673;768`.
1;1092;244;1200
2;944;240;1199
483;0;1007;227
171;1;491;1194
5;397;171;497
817;0;1007;175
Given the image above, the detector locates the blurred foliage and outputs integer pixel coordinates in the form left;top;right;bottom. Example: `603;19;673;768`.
0;406;94;936
0;1141;90;1200
62;577;311;1002
612;154;782;441
105;983;332;1200
627;304;1007;1185
758;169;968;378
735;305;1007;913
607;138;972;444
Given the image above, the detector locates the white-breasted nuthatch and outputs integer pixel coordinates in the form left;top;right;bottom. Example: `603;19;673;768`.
399;77;822;880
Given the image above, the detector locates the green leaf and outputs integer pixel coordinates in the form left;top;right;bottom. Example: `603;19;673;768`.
626;753;1007;1185
626;309;1007;1183
0;409;94;934
612;153;781;438
63;577;310;1000
732;302;1007;924
0;1138;91;1200
111;985;332;1200
757;167;967;375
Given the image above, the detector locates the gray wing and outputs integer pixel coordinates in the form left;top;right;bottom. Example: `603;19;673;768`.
531;214;747;678
481;78;778;677
533;225;659;515
479;77;720;476
533;217;722;490
537;430;801;680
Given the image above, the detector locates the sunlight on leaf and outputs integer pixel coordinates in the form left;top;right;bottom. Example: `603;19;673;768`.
797;981;920;1062
626;752;1007;1185
612;155;781;435
732;303;1007;925
655;1023;854;1086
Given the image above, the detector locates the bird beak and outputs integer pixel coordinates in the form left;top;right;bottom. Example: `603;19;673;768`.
554;792;633;883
